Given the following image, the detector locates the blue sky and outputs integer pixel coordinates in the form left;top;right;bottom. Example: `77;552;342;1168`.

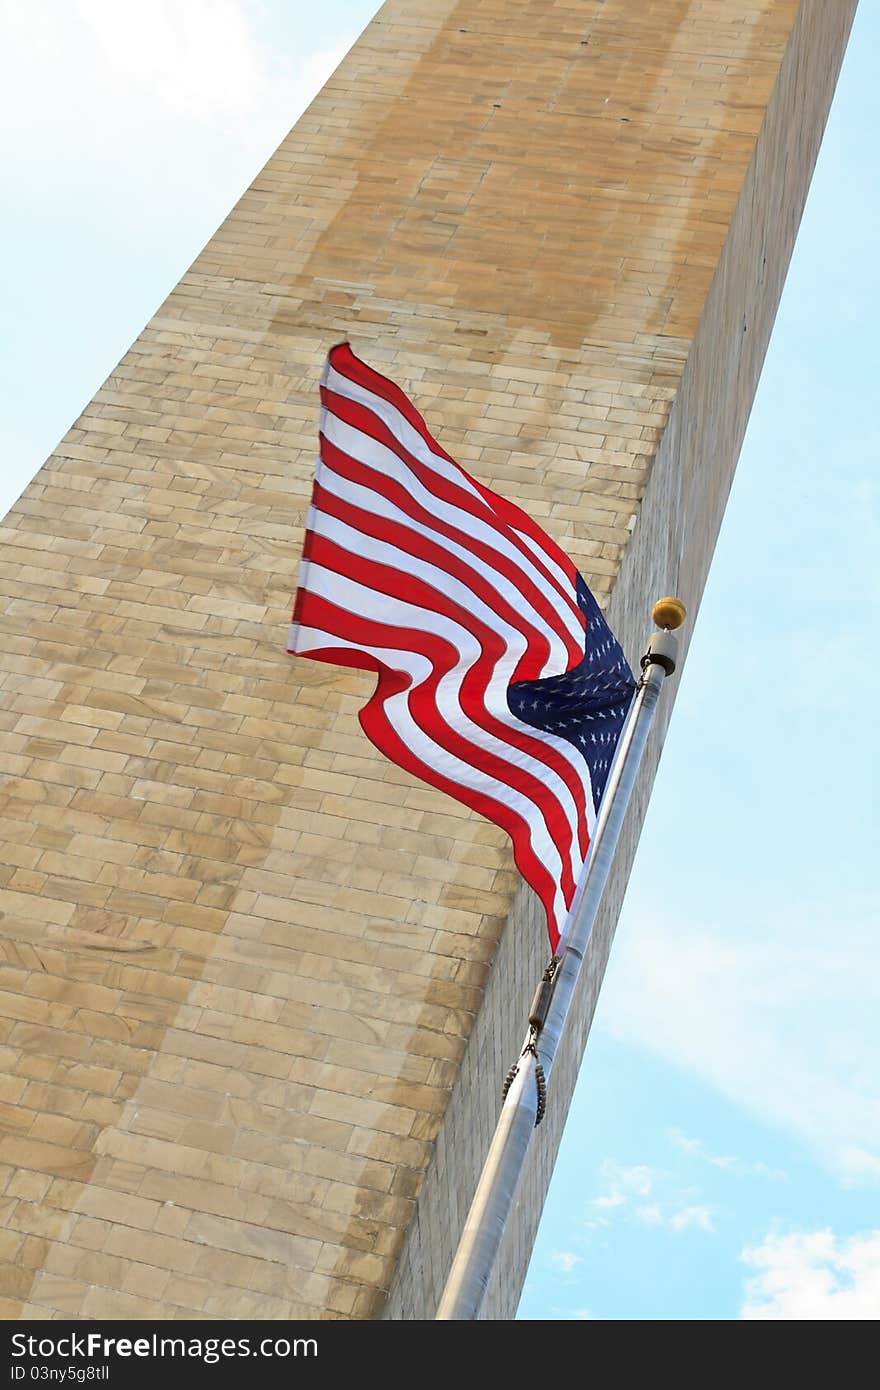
1;1;877;1320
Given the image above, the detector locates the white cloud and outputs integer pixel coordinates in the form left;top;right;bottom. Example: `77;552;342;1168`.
635;1202;714;1233
76;0;270;117
0;0;363;515
590;1161;657;1213
603;900;880;1184
839;1147;880;1184
667;1129;786;1181
741;1229;880;1320
667;1129;704;1158
549;1250;581;1274
669;1205;714;1233
637;1204;663;1226
0;1;354;211
590;1160;714;1236
586;1156;656;1223
668;1128;735;1169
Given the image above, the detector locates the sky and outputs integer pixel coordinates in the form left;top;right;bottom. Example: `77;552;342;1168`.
0;0;877;1321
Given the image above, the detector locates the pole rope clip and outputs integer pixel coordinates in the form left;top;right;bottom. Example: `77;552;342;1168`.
501;956;558;1125
500;1033;547;1127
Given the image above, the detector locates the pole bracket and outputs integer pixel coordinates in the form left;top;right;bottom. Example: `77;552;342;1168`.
640;628;678;675
502;1030;547;1126
528;954;560;1031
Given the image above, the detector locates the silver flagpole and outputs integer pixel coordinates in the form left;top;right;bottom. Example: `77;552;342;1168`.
435;597;686;1321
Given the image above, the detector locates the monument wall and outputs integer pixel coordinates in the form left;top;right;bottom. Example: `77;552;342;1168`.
0;0;856;1319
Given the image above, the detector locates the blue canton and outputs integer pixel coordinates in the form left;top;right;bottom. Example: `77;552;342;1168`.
507;575;636;811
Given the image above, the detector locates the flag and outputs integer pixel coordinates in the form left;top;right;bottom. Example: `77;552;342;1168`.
288;344;635;950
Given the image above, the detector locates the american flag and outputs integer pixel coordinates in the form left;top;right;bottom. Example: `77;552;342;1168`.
288;344;635;950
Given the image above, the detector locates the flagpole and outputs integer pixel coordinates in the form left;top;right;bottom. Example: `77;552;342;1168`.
434;597;686;1321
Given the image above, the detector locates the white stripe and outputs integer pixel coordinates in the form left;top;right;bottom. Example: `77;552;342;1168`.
326;361;583;625
316;459;571;679
514;528;577;604
296;550;595;882
321;408;585;654
305;509;594;851
322;378;584;641
293;621;571;930
324;360;485;504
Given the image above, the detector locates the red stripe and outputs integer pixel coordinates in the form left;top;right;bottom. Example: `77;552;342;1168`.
315;417;583;667
328;343;461;468
310;482;591;858
313;477;548;678
287;343;599;949
330;346;576;587
469;479;579;588
290;613;565;931
291;602;567;949
313;447;556;679
321;378;585;639
305;518;574;814
363;667;563;952
299;540;582;904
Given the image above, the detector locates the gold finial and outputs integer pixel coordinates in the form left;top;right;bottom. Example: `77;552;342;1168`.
652;596;686;631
